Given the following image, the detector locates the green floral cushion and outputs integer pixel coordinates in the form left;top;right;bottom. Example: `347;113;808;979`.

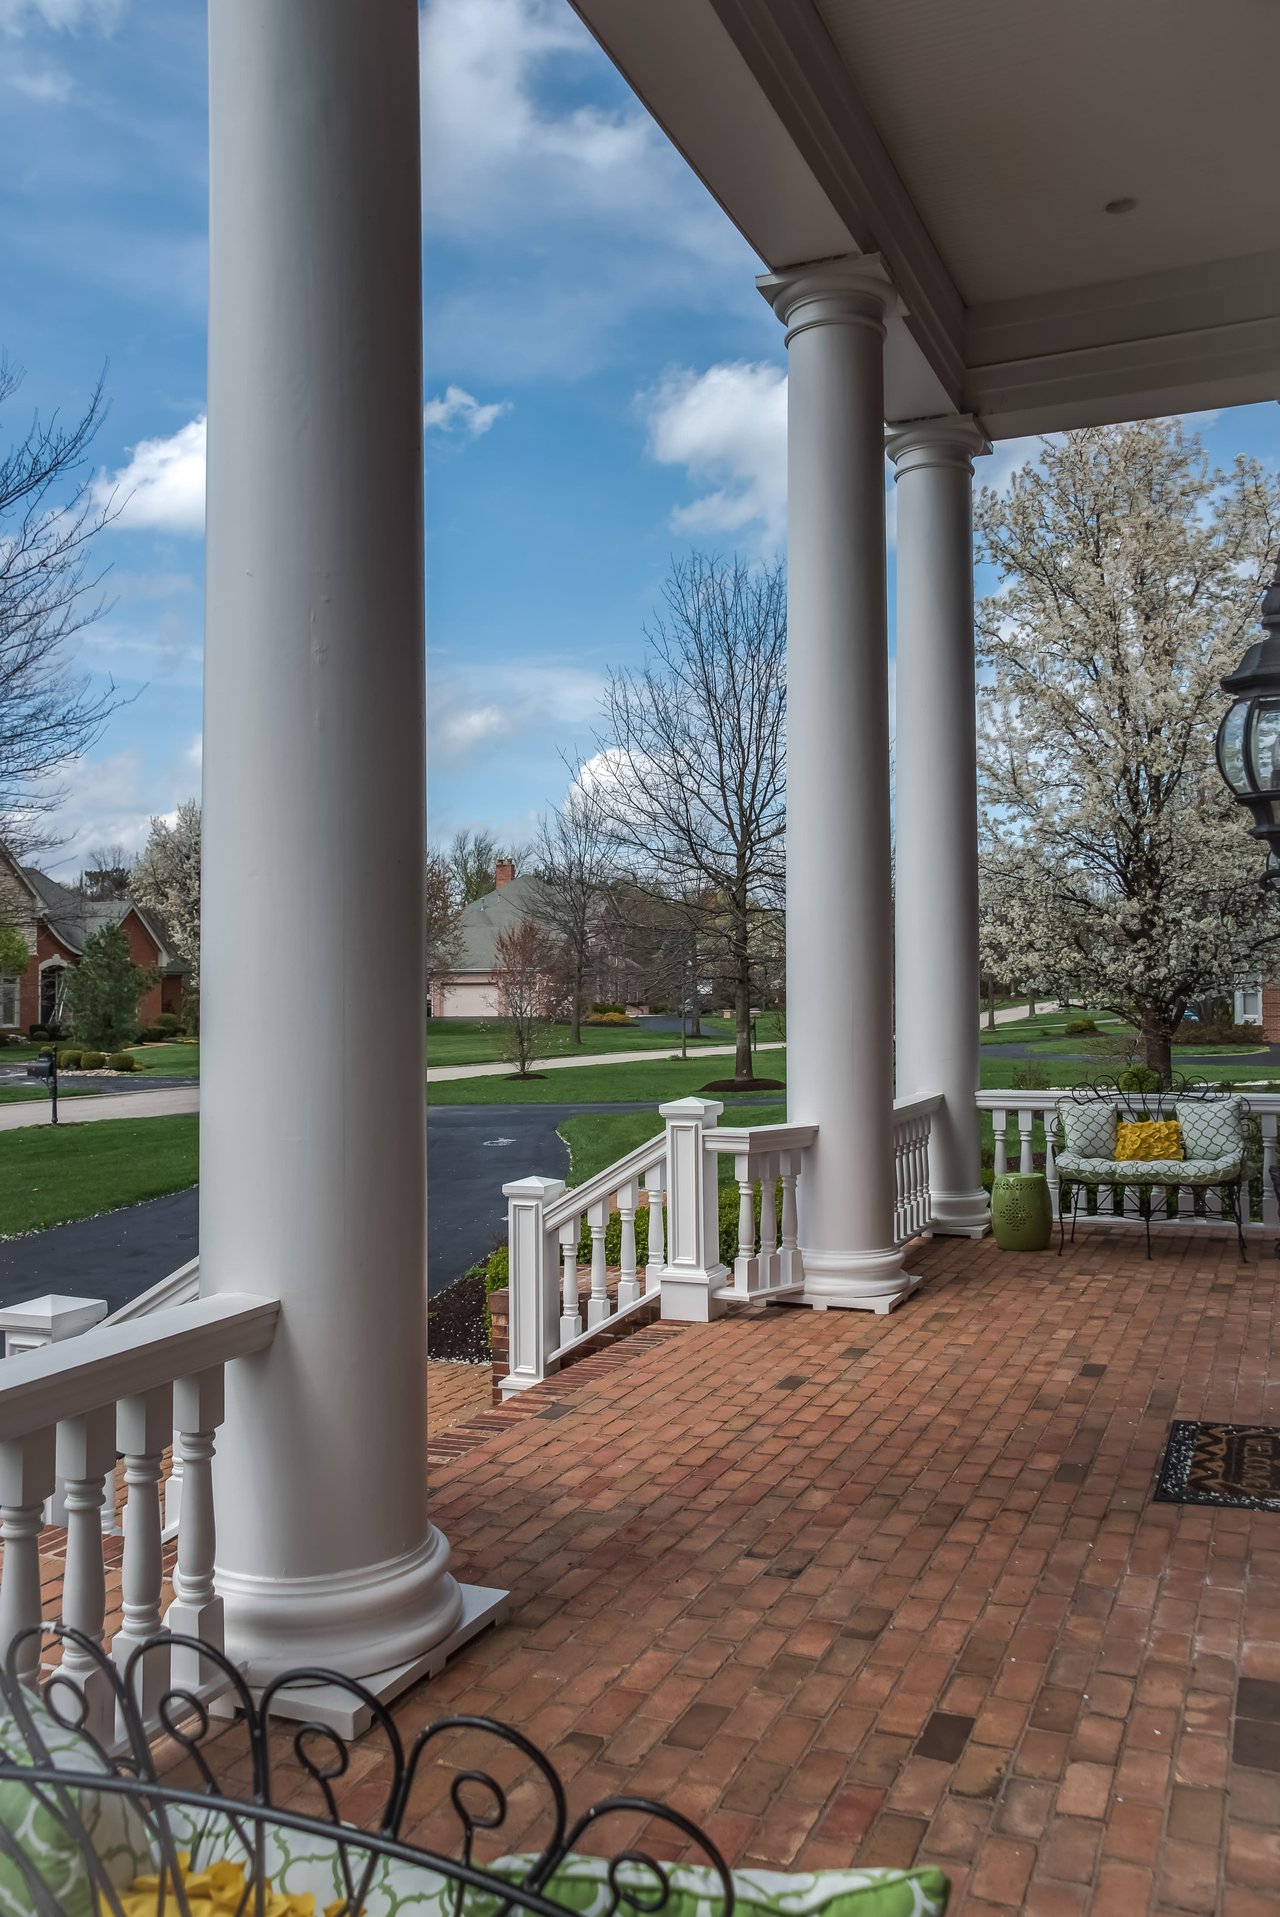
0;1688;152;1917
494;1855;950;1917
1056;1153;1240;1182
153;1826;951;1917
1057;1101;1115;1159
1176;1099;1245;1162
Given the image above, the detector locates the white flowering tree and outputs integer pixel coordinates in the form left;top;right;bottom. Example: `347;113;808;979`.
977;421;1280;1084
132;799;201;1023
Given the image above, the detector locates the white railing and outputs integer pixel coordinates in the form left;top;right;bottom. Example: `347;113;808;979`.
976;1088;1280;1232
706;1123;815;1301
0;1293;278;1740
892;1095;942;1244
501;1097;818;1395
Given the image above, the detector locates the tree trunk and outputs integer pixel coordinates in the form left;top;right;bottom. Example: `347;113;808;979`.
985;980;996;1030
735;969;753;1083
1027;993;1036;1019
1142;1023;1173;1088
570;959;582;1048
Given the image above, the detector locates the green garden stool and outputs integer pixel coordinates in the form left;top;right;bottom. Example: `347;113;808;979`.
990;1172;1053;1251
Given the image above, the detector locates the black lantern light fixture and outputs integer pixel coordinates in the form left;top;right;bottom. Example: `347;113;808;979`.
1216;554;1280;887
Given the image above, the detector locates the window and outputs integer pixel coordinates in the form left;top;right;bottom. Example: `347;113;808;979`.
1239;982;1263;1024
0;977;18;1028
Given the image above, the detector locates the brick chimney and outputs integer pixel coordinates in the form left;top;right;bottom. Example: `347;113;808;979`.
494;858;516;888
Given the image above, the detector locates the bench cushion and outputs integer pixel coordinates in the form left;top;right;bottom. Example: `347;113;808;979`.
1056;1152;1241;1183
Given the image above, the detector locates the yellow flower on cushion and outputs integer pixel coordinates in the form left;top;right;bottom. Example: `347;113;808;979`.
116;1851;359;1916
1114;1119;1182;1162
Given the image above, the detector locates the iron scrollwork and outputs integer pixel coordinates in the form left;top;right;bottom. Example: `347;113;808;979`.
0;1625;735;1917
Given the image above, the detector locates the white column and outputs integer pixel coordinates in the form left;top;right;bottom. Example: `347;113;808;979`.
759;257;909;1312
888;419;991;1236
202;0;463;1683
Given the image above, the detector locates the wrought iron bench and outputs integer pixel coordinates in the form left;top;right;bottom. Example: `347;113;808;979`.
1052;1077;1250;1261
0;1627;951;1917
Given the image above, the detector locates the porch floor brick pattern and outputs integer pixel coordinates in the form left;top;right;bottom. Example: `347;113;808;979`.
14;1228;1280;1914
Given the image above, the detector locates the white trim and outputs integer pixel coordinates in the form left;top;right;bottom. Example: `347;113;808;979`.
0;976;19;1029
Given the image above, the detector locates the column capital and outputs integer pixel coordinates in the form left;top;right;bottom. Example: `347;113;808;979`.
885;414;991;477
757;252;903;343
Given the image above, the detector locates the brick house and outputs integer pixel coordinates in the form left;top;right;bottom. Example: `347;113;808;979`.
0;843;187;1036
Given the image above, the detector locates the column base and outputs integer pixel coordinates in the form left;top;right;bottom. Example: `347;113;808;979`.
801;1245;918;1313
217;1522;464;1686
659;1266;730;1322
927;1187;992;1238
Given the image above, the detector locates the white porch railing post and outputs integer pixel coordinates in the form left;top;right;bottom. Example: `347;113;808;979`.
559;1221;583;1345
657;1097;728;1322
55;1405;117;1742
165;1368;226;1691
0;1430;55;1685
1262;1112;1278;1227
758;1153;779;1290
733;1154;759;1294
500;1176;565;1396
112;1385;172;1722
643;1167;666;1294
778;1152;803;1288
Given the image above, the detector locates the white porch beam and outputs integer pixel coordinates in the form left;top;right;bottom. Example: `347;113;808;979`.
201;0;464;1685
888;417;991;1238
760;255;912;1313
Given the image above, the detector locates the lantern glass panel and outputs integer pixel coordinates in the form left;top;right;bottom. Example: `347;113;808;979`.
1248;700;1280;796
1219;700;1249;793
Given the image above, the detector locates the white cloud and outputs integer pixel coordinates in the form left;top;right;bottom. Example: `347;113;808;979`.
0;0;121;31
18;745;191;874
420;0;757;382
424;385;510;438
95;416;206;535
429;660;602;765
641;362;789;548
7;62;72;99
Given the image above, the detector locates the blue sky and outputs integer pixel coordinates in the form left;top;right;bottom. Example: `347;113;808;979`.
1;0;1275;879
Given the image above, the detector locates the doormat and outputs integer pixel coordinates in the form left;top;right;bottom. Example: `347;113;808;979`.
1154;1420;1280;1511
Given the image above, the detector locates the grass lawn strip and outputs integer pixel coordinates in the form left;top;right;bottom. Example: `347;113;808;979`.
128;1041;201;1078
428;1053;786;1106
560;1102;786;1188
0;1115;198;1239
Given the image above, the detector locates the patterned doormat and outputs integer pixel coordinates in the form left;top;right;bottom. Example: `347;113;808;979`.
1154;1420;1280;1510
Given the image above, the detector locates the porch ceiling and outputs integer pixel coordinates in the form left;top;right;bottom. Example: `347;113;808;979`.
568;0;1280;436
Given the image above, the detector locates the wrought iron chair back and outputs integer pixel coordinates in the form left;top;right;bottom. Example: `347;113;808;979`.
0;1626;734;1917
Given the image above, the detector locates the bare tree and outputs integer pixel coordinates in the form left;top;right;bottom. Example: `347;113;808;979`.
493;919;558;1077
532;765;616;1046
0;359;121;848
425;842;463;992
446;827;501;905
82;843;132;900
595;553;786;1085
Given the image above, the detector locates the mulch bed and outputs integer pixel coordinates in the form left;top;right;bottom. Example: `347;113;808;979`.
426;1269;492;1364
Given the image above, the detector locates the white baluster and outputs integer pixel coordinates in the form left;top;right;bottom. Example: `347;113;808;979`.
758;1153;779;1290
559;1219;583;1344
616;1178;641;1310
1046;1120;1059;1230
587;1199;610;1329
1018;1107;1034;1175
55;1407;117;1741
778;1153;802;1288
112;1387;172;1723
993;1107;1008;1178
734;1152;758;1295
643;1165;666;1294
165;1370;226;1692
916;1118;931;1235
893;1128;907;1241
0;1431;55;1686
1262;1112;1278;1228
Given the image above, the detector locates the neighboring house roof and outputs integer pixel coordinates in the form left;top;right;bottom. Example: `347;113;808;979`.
19;867;189;977
447;874;555;975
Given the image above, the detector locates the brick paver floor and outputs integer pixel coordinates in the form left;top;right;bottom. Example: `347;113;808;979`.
27;1226;1280;1914
426;1358;493;1434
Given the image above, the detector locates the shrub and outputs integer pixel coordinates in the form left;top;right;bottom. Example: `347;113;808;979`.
107;1051;139;1072
1118;1065;1160;1093
585;1011;631;1026
28;1026;48;1041
152;1012;184;1035
1063;1018;1097;1035
1177;1020;1264;1047
57;1049;81;1070
1011;1061;1053;1090
78;1049;107;1070
590;1003;626;1016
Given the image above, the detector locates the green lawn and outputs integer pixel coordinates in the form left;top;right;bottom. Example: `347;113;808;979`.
560;1101;786;1187
0;1084;97;1106
0;1115;199;1238
128;1040;201;1078
425;1017;732;1068
428;1051;787;1106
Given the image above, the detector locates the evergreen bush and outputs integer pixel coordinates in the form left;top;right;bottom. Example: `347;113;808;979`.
57;1049;81;1070
107;1051;139;1072
78;1049;107;1070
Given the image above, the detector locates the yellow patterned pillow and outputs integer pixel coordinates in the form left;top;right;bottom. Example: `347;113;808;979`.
1114;1119;1182;1163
